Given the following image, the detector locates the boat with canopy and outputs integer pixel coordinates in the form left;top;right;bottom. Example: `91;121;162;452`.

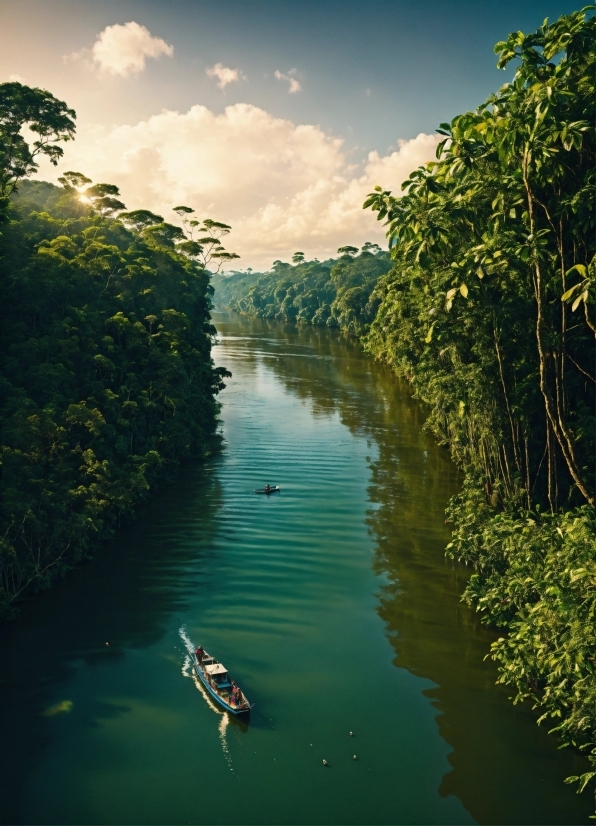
193;648;252;715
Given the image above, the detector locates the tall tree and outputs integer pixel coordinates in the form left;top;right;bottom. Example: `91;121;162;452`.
364;6;595;509
362;7;595;792
0;82;76;200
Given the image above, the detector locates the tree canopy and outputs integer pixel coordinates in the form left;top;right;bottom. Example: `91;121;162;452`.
212;245;391;336
0;82;76;200
0;83;233;620
363;6;595;793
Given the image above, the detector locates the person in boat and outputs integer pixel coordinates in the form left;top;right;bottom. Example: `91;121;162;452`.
195;645;204;663
265;484;271;492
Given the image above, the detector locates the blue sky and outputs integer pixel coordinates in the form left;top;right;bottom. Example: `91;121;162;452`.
0;0;584;267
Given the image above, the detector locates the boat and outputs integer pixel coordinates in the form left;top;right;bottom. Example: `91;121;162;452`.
254;486;280;494
193;648;252;715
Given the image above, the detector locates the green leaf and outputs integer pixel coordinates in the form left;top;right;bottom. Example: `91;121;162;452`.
566;264;588;278
565;772;596;794
561;283;580;301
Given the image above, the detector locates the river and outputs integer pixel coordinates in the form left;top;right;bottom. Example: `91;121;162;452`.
0;309;589;825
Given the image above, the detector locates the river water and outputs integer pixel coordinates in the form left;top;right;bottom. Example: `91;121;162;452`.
0;310;589;825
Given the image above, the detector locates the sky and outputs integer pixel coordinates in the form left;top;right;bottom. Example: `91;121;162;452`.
0;0;584;269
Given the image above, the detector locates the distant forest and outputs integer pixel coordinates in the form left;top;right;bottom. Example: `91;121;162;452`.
213;243;391;337
213;8;595;794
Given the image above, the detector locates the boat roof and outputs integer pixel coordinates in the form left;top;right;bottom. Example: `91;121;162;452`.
205;662;228;675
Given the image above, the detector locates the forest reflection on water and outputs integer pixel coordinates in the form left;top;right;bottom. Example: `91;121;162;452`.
0;461;227;824
214;310;589;825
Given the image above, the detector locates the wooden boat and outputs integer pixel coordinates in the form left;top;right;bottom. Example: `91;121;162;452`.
193;649;251;715
254;486;280;494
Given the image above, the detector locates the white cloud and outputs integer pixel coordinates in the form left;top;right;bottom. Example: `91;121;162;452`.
40;103;439;269
206;63;245;90
275;69;301;94
70;22;174;77
8;73;26;83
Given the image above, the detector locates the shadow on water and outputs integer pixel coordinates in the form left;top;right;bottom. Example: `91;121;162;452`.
0;462;224;824
215;311;590;825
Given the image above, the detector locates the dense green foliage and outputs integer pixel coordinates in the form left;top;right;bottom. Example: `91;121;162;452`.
0;173;229;620
446;492;595;791
365;7;594;510
213;244;391;336
212;8;596;794
364;8;595;794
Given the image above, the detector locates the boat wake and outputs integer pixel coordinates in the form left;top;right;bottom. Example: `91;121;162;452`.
179;626;232;768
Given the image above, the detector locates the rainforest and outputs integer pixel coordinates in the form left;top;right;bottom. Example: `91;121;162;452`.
0;96;234;620
0;4;594;822
213;8;596;795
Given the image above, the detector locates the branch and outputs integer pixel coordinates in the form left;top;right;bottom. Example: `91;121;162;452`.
567;354;595;383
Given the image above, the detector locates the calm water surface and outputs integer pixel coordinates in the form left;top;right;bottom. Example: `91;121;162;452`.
0;310;590;825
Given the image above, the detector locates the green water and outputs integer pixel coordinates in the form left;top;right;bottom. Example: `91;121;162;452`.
0;310;590;825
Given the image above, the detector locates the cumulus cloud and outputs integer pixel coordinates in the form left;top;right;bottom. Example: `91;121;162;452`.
206;63;245;90
8;73;26;83
41;103;439;269
275;69;301;94
68;22;174;77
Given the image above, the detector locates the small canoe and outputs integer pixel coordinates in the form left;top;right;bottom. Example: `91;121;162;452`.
254;486;280;494
193;649;251;715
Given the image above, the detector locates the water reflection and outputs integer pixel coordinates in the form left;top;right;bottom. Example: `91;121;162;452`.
0;465;224;824
214;311;590;825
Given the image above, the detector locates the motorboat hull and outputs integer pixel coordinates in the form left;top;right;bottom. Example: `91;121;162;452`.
193;654;251;716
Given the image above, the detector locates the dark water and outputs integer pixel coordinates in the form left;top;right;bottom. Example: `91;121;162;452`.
0;310;590;825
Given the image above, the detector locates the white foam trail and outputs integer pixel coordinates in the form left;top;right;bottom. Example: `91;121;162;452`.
218;711;231;759
179;625;196;657
179;626;232;768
